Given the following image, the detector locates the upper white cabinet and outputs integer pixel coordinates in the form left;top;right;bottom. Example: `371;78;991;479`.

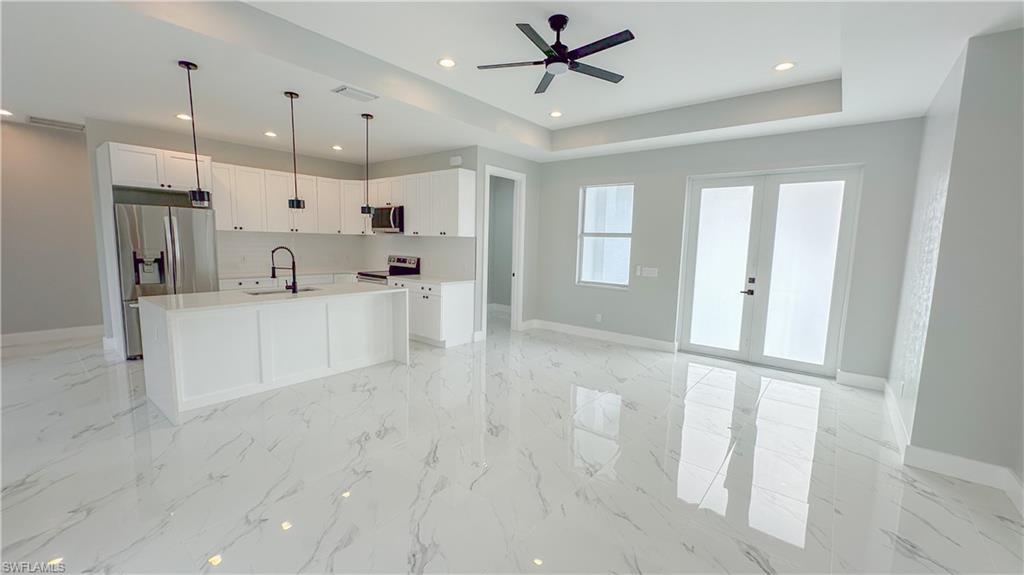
265;171;317;233
428;168;476;237
316;177;343;235
210;163;235;231
342;180;372;235
108;143;211;191
163;150;212;190
403;173;430;236
233;166;267;232
211;163;267;232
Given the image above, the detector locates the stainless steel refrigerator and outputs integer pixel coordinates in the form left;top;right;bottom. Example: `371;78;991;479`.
115;204;218;359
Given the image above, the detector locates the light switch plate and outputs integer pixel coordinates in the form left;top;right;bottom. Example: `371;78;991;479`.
641;267;659;278
449;155;463;167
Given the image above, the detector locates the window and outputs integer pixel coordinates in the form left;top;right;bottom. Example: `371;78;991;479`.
577;184;634;287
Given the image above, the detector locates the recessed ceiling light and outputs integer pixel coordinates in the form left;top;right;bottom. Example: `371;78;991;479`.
533;558;544;566
264;131;277;138
207;555;223;566
341;490;351;498
549;110;562;118
0;109;12;116
176;113;192;121
280;521;293;531
774;62;796;72
46;558;63;566
437;58;456;68
332;145;343;151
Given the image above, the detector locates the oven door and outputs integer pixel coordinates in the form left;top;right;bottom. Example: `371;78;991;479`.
371;206;404;233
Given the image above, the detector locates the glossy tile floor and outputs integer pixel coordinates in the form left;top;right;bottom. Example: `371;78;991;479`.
3;313;1021;574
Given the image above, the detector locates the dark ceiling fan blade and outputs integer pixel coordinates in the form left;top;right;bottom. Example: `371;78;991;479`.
566;30;635;61
535;72;555;94
477;61;545;70
516;23;557;57
570;61;624;83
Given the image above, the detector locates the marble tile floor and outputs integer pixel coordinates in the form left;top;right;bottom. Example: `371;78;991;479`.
2;314;1021;574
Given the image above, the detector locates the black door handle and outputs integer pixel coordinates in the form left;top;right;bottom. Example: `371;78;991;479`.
740;289;754;295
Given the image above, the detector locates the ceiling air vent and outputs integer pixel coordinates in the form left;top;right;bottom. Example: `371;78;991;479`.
332;84;379;102
28;116;85;131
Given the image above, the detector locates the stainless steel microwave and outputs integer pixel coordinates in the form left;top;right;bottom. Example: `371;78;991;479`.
371;205;404;233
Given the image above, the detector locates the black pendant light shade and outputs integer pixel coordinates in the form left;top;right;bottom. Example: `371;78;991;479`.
285;91;305;210
361;113;373;215
178;60;211;208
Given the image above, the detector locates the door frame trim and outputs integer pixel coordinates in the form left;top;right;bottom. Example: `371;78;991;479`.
675;164;864;377
482;165;528;334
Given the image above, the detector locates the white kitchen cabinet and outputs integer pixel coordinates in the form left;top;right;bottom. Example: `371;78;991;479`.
219;277;275;291
403;173;430;236
292;175;319;233
109;143;163;189
389;278;474;347
162;150;212;191
265;170;294;233
372;177;404;207
390;176;406;209
428;168;476;237
211;163;235;231
342;180;373;235
233;166;267;232
266;171;317;233
316;177;343;235
108;143;211;192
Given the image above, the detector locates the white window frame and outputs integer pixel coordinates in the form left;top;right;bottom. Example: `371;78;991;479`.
576;183;635;289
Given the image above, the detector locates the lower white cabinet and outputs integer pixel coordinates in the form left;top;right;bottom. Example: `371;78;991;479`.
219;277;275;291
389;278;474;347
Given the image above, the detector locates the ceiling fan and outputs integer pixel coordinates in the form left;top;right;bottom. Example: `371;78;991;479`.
478;14;634;94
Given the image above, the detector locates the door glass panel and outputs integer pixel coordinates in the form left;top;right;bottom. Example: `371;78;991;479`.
762;180;845;365
689;186;755;350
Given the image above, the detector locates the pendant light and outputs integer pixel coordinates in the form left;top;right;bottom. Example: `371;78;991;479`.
285;91;305;209
360;113;373;215
178;60;210;208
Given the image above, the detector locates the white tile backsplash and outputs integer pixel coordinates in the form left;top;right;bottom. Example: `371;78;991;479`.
216;232;475;280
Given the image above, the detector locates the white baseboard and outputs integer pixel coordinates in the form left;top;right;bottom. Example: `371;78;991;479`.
837;369;886;390
904;444;1023;516
883;381;910;456
473;330;486;342
102;336;118;352
524;319;676;352
2;324;104;347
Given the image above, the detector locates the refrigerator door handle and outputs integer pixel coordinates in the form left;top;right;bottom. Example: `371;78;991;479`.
163;215;177;292
171;215;183;293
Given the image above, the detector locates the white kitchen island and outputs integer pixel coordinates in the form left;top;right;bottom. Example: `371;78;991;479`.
139;282;408;424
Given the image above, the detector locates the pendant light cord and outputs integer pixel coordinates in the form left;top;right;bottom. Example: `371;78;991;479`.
364;115;370;206
290;95;298;201
185;65;201;192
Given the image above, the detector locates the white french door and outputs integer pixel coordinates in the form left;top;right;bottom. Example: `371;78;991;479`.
679;168;860;376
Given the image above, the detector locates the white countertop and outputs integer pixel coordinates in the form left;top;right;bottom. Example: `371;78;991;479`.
392;275;474;285
141;282;406;313
218;270;360;280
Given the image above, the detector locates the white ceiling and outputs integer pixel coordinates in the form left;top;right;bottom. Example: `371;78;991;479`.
2;2;1021;163
0;1;530;163
256;1;843;129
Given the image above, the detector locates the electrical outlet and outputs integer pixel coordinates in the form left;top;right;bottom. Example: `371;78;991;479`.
595;313;602;323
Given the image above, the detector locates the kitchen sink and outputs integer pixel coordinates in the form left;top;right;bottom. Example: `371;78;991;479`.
245;287;320;295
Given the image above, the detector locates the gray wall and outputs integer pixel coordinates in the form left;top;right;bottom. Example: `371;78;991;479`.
888;52;966;434
536;118;924;378
910;29;1023;478
84;118;362;338
487;176;514;305
1;122;102;334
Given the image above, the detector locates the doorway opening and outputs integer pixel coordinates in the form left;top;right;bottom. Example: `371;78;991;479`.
482;166;527;337
677;167;862;376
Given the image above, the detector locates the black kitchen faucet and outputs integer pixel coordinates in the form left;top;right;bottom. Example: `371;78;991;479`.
270;246;298;294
